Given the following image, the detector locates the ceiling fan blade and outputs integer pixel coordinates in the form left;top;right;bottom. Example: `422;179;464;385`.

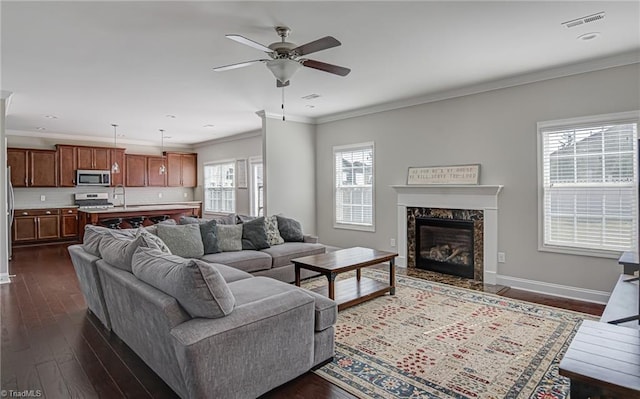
212;59;267;72
302;59;351;76
226;34;272;53
292;36;341;56
276;80;290;88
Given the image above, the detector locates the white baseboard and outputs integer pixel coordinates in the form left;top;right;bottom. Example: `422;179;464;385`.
496;274;610;305
0;273;11;285
396;256;407;268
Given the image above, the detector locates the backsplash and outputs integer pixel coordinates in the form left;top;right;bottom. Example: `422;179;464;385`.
13;186;196;208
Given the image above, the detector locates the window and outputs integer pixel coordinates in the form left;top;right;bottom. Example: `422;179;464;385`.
204;161;235;213
334;142;374;231
538;112;639;257
250;158;264;217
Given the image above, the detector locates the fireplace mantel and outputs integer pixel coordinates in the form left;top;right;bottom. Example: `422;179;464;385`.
392;184;504;284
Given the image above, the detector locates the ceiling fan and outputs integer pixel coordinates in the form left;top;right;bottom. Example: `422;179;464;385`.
213;26;351;87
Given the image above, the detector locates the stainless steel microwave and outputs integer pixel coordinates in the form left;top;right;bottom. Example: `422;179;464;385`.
76;170;111;186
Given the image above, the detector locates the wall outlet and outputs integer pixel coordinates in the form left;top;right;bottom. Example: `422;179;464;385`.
158;192;163;199
40;195;46;202
390;238;396;247
498;252;506;263
183;192;188;198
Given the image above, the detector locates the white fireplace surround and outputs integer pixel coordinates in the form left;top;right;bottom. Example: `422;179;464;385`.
392;185;504;285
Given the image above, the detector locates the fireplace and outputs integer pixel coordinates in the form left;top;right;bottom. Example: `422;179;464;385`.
406;207;484;281
415;217;474;279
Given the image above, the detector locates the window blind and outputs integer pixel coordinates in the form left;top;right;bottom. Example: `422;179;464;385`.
542;122;638;252
334;144;374;228
204;162;235;213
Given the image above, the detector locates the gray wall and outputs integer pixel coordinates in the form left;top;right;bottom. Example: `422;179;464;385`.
263;116;316;235
315;64;640;294
194;131;262;216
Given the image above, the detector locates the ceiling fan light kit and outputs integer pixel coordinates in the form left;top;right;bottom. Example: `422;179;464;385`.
214;26;350;87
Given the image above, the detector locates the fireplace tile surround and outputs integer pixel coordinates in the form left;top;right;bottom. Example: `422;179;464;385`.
392;185;503;285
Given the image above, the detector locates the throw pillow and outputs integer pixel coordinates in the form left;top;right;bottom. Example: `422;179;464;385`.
98;235;154;272
132;247;235;319
179;217;220;255
241;217;270;250
157;224;204;258
215;224;243;252
145;218;177;236
136;228;171;254
83;225;138;257
264;215;284;245
276;215;304;242
211;213;236;225
236;214;256;224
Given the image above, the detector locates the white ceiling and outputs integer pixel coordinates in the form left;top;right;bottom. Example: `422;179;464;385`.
2;1;639;146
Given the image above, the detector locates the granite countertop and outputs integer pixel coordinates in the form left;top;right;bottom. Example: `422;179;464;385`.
78;204;200;214
15;201;201;211
15;205;80;210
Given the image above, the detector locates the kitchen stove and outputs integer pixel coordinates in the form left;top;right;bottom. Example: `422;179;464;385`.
75;193;114;210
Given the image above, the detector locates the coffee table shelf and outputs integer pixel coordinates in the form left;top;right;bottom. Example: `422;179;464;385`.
293;247;398;311
310;276;391;311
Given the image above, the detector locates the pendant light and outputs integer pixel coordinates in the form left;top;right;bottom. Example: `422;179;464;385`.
159;129;166;175
111;124;120;174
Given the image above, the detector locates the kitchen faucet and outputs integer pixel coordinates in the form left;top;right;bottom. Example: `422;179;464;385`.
113;184;126;208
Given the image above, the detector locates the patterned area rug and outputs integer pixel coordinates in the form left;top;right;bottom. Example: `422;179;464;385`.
306;269;597;399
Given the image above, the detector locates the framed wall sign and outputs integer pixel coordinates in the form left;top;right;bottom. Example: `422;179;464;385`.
407;164;480;185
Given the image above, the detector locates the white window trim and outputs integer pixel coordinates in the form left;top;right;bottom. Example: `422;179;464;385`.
333;141;376;232
249;156;263;217
536;110;640;258
203;159;237;215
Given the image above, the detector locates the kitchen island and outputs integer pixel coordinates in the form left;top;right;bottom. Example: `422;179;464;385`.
78;203;201;240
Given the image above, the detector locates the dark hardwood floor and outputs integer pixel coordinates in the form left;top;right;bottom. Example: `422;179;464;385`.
1;243;605;398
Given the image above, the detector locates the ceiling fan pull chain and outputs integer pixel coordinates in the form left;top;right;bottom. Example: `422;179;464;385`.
282;86;286;121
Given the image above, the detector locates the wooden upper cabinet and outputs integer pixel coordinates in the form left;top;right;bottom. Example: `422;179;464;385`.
110;149;126;187
77;146;111;170
147;156;167;187
166;152;197;187
125;154;147;187
8;148;56;187
8;148;28;187
57;145;77;187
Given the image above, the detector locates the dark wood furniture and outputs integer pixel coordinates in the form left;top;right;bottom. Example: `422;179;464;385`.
77;146;111;170
292;247;397;311
60;207;79;239
146;156;167;187
166;152;197;187
125;154;147;187
8;148;58;187
559;320;640;398
13;208;60;242
601;274;640;328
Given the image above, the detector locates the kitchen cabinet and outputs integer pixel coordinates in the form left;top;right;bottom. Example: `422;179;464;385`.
8;148;57;187
166;152;197;187
125;154;147;187
57;145;78;186
147;156;167;187
13;209;60;242
61;208;79;238
77;146;111;170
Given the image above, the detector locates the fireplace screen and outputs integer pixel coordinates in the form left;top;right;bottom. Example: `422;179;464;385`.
415;217;474;279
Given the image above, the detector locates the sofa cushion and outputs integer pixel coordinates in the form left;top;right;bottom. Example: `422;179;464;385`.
265;215;284;246
236;214;256;223
179;218;220;255
136;228;172;254
199;250;272;273
98;235;151;272
216;224;243;252
299;288;338;332
241;217;270;250
83;224;137;257
144;218;176;236
227;276;304;307
211;213;236;225
276;215;304;242
260;242;326;268
157;224;204;258
132;247;235;319
206;263;253;283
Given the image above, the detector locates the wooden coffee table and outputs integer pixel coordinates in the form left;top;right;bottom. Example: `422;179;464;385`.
293;247;398;311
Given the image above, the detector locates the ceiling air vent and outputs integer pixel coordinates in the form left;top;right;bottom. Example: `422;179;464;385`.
301;93;321;100
562;12;605;28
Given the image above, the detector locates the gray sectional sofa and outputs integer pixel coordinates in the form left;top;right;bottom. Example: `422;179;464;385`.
68;216;337;399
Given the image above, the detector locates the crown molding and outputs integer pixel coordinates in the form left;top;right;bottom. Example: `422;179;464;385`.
192;130;262;148
1;91;13;111
317;50;640;124
5;129;194;149
259;110;315;124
